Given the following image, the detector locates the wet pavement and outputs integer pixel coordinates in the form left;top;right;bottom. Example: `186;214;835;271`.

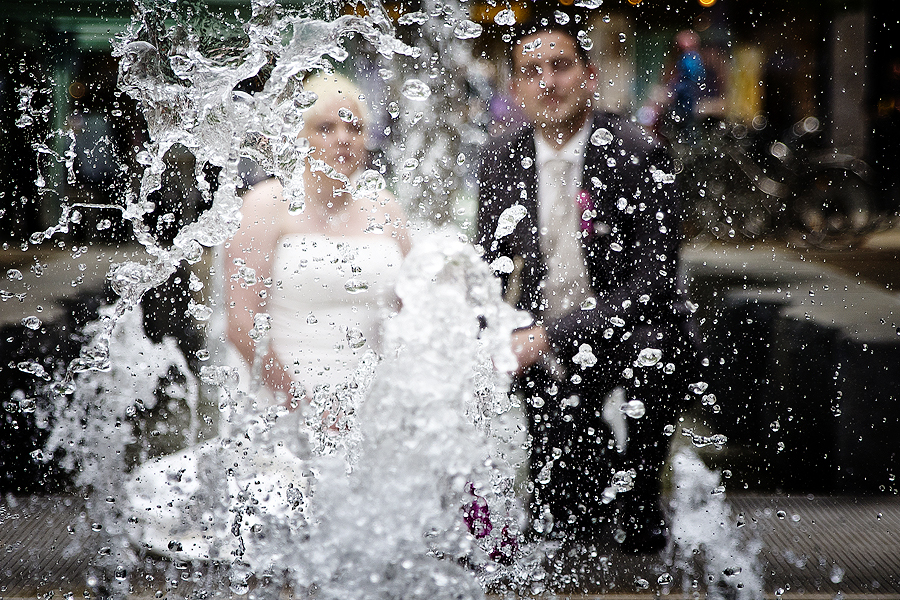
1;492;899;599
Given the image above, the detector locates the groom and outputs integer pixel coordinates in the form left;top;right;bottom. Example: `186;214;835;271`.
476;17;697;552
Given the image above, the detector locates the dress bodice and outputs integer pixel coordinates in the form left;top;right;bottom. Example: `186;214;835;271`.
268;233;403;393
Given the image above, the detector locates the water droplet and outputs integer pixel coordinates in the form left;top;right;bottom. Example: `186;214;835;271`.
612;469;636;492
606;157;617;168
453;19;482;39
723;566;742;576
573;344;597;369
494;204;527;238
346;327;366;349
776;510;786;519
7;268;23;280
621;399;645;419
378;68;394;81
91;522;103;531
580;297;596;310
553;10;570;24
22;315;41;330
829;565;845;583
401;78;431;101
344;278;369;294
521;156;533;169
575;0;603;7
536;461;553;485
307;312;318;324
248;312;272;341
490;256;514;274
353;170;387;200
388;101;400;118
614;529;627;543
590;128;614;146
96;219;112;231
523;38;542;53
576;30;594;51
688;381;708;395
195;348;210;361
610;316;625;327
494;8;516;26
636;347;662;367
398;10;427;25
635;577;650;589
338;107;355;123
609;242;623;252
295;91;318;110
658;573;673;585
188;300;213;322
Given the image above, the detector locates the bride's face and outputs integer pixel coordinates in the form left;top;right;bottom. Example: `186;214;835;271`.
303;99;367;179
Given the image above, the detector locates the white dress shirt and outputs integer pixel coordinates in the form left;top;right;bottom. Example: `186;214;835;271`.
534;121;593;322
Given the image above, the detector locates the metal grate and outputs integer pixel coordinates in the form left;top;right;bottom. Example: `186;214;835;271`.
2;494;899;598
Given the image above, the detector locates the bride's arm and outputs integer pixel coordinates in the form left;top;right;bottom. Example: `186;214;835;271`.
225;178;295;400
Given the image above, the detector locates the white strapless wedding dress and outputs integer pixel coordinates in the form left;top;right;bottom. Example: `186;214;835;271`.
124;233;404;563
269;233;403;394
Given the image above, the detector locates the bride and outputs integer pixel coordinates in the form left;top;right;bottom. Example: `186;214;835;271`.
227;72;411;409
125;72;411;563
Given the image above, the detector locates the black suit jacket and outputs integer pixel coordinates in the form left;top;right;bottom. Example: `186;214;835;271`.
476;111;691;379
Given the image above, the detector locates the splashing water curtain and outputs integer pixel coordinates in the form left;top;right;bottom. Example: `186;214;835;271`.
18;1;769;599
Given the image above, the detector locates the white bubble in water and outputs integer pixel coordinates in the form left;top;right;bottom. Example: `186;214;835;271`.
338;107;355;123
610;316;625;327
96;219;112;231
521;156;533;169
490;256;514;274
658;573;674;586
577;30;594;50
494;204;527;238
573;344;597;369
7;268;23;280
553;10;570;24
453;19;482;39
346;327;366;349
188;300;213;322
494;8;516;26
590;127;614;146
612;469;636;492
580;297;596;310
688;381;708;395
621;399;645;419
523;38;542;53
22;315;41;330
398;10;427;25
401;78;431;101
388;101;400;118
636;347;662;367
829;565;845;584
344;278;369;294
575;0;603;7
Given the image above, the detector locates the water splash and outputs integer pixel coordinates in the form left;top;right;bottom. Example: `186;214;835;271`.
670;447;764;600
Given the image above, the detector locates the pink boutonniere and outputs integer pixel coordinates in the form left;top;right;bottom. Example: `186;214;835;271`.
576;190;596;235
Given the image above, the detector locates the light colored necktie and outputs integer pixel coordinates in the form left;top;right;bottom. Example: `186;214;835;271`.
540;158;590;321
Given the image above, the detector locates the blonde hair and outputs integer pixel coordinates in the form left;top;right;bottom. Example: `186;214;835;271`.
301;72;370;132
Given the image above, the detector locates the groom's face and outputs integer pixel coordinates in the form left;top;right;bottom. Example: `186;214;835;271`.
510;29;597;131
